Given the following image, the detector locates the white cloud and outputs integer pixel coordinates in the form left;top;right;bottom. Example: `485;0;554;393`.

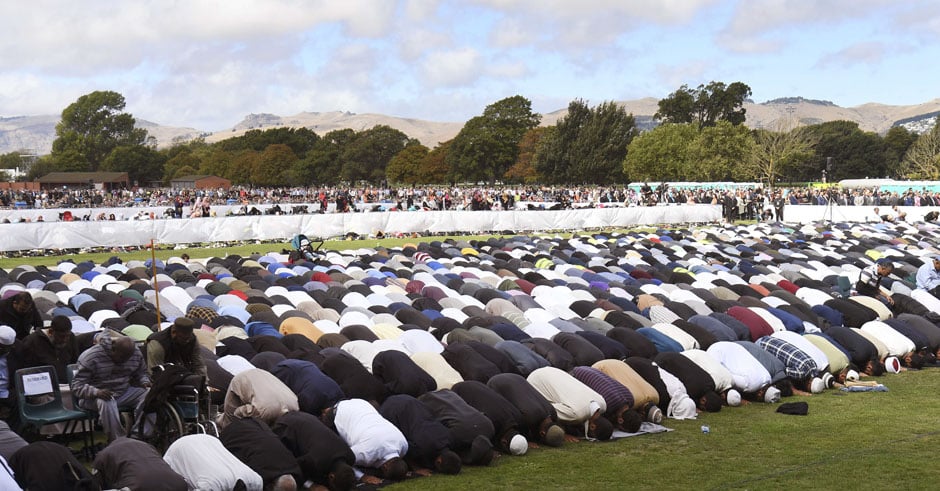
815;42;889;69
399;29;453;60
717;0;898;52
420;47;483;87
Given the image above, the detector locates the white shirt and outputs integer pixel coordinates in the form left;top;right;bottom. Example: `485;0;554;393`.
527;367;606;424
650;323;699;351
164;434;263;491
706;341;772;393
334;399;408;469
216;355;254;376
341;340;379;373
860;321;916;356
681;349;735;393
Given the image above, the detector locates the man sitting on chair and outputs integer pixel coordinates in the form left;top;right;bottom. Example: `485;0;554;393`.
71;332;151;442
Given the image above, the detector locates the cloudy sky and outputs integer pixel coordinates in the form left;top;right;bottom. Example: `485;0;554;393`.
1;0;938;131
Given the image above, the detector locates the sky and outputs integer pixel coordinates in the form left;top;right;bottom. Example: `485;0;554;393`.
1;0;939;131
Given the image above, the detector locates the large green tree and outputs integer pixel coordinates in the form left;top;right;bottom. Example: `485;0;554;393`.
802;121;888;181
690;121;754;181
340;125;414;184
51;91;148;171
386;143;430;186
655;81;752;129
448;95;541;183
101;144;165;186
252;144;298;186
623;123;699;182
298;129;356;185
534;100;638;184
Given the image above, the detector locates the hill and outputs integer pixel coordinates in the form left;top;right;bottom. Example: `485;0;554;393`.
2;97;939;156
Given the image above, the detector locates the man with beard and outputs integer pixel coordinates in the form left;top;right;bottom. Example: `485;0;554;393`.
16;315;79;382
146;317;206;378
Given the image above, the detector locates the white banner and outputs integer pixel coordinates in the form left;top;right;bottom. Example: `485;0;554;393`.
0;205;722;251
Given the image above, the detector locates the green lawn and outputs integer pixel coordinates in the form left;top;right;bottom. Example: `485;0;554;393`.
389;369;940;490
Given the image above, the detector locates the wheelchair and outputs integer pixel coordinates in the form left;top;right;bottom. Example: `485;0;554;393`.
141;364;218;452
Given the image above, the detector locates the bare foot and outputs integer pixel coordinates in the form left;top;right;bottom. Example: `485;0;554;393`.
528;441;540;449
413;468;432;477
361;475;383;485
564;434;580;443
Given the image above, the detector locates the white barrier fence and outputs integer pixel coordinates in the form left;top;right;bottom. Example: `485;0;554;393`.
2;204;930;252
0;205;721;251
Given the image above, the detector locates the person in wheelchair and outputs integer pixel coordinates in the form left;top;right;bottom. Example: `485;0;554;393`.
71;333;151;442
146;317;206;379
288;234;322;264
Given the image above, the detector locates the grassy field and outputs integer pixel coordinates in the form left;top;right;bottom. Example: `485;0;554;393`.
389;369;940;490
0;235;505;269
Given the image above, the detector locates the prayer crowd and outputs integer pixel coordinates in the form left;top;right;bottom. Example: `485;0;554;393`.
1;218;940;489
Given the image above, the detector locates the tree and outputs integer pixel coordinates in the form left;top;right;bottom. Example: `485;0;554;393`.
340;125;413;183
26;156;58;181
899;118;940;179
448;96;540;183
689;121;754;181
623;123;699;182
298;129;355;185
252;144;298;186
533;100;637;184
101;144;165;186
882;126;916;178
420;140;454;185
162;149;202;183
51;91;148;171
216;127;319;157
0;152;27;170
802;121;888;181
386;143;429;186
505;127;547;184
745;119;815;188
655;81;752;129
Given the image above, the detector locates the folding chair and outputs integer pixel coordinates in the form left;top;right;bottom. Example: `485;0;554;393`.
15;366;93;453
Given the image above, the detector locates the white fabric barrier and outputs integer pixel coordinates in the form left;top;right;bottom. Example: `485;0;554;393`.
783;205;934;224
0;206;721;251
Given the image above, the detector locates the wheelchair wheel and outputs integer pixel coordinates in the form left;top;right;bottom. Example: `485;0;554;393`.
151;401;185;452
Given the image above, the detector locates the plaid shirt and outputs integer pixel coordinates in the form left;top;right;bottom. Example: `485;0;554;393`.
755;335;819;381
571;366;634;415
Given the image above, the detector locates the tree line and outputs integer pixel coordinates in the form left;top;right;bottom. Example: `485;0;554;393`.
2;85;939;187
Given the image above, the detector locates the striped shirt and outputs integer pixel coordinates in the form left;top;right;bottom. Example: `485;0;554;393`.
571;366;634;416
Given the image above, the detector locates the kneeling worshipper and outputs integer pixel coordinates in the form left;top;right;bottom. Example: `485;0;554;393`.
325;398;410;483
570;366;643;432
486;373;566;448
220;417;303;490
419;389;499;465
93;437;188;491
706;341;781;403
9;441;97;490
379;394;463;475
272;411;358;491
452;380;530;455
218;367;299;429
163;434;264;491
269;358;345;416
526;366;614;441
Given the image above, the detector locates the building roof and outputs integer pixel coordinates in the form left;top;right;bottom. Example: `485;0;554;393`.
38;172;129;183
